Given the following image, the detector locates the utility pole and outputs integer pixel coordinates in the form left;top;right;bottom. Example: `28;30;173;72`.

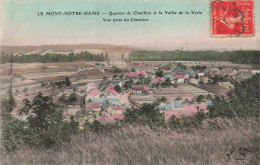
8;59;14;112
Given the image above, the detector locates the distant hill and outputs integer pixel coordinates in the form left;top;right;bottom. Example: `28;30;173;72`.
1;44;145;55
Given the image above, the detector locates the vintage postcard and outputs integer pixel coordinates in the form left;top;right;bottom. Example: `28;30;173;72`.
0;0;259;164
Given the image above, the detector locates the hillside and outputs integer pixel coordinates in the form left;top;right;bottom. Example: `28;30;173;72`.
1;44;144;55
1;118;259;165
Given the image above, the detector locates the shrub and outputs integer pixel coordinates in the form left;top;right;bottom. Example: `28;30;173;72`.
67;93;77;103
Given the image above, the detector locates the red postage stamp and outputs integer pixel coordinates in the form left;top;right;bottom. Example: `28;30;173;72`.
211;0;254;37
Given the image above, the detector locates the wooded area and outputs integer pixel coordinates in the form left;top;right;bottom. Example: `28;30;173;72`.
0;51;108;64
129;50;260;65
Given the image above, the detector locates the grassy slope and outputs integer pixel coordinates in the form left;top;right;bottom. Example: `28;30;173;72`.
1;118;259;165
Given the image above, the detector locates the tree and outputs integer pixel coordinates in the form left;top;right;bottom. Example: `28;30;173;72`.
209;73;259;118
69;115;79;132
124;102;164;125
65;77;71;86
131;68;136;72
196;95;204;103
67;92;77;103
161;78;172;87
114;85;121;94
160;97;167;103
103;76;108;80
155;70;164;77
58;94;66;103
19;92;65;147
177;63;187;70
123;79;134;90
119;74;124;80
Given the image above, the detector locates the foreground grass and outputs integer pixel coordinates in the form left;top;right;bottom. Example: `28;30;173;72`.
1;118;259;165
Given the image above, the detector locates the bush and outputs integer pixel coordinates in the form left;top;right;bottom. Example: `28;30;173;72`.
58;94;66;103
1;92;78;151
1;119;29;151
67;93;77;103
124;102;164;125
208;73;259;118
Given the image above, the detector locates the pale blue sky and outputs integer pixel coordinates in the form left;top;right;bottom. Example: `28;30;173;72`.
1;0;259;50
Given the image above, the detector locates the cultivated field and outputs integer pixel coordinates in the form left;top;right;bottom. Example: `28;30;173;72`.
152;84;212;101
1;118;259;165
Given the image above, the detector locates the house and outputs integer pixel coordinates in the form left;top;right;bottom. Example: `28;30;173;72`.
228;72;236;78
153;77;165;84
112;114;124;121
184;73;190;79
164;104;208;121
92;98;107;104
200;76;209;84
147;74;155;79
156;104;172;113
99;113;116;122
113;107;124;114
189;78;198;85
131;85;149;94
203;69;210;73
173;73;185;83
85;102;101;111
164;74;173;80
77;82;96;92
101;98;122;111
209;70;218;75
186;70;196;77
106;84;120;98
99;113;124;123
85;88;100;101
109;80;123;87
106;106;124;116
197;71;205;77
173;101;183;109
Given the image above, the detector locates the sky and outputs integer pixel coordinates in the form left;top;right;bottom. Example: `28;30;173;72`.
1;0;259;50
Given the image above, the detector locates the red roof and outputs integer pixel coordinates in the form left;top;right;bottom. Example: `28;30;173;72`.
110;89;118;96
99;113;115;122
106;84;115;92
89;88;100;98
174;73;185;79
112;114;124;121
131;85;149;91
228;72;236;76
85;102;101;109
88;82;96;88
106;84;118;96
218;70;227;75
189;78;196;82
99;113;124;122
165;104;208;121
153;77;166;84
209;70;217;75
114;107;123;110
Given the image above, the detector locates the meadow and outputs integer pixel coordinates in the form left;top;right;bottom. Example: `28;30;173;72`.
1;117;259;165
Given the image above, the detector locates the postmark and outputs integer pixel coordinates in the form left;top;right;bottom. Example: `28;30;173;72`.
210;0;254;37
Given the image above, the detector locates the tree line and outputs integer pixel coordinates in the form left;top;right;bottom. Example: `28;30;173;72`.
129;50;260;65
0;51;109;64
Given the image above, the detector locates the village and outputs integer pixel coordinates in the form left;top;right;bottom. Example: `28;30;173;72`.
47;60;255;127
1;52;257;128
